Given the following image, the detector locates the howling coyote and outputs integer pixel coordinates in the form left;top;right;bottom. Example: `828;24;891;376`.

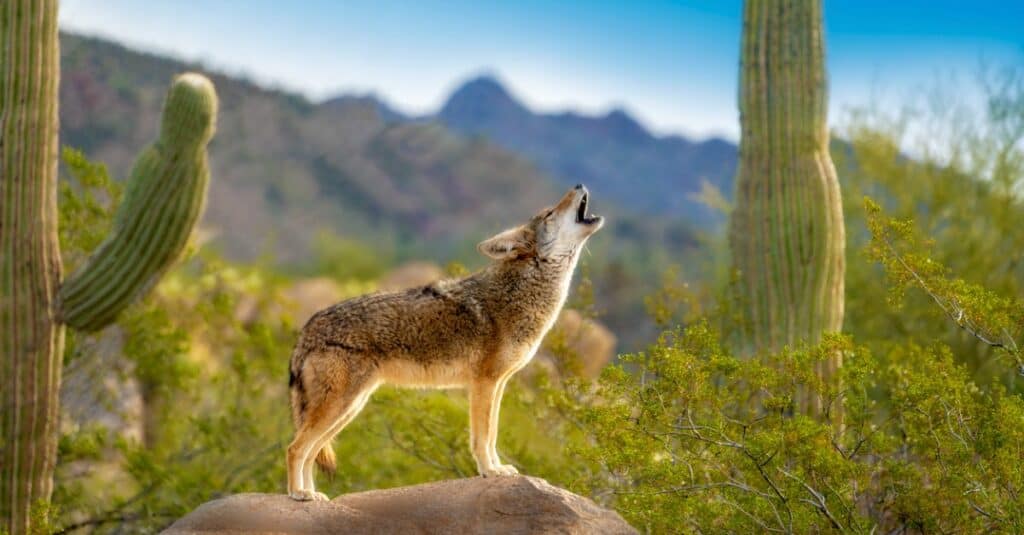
286;185;604;501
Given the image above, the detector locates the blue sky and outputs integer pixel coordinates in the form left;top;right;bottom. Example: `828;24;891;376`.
59;0;1022;140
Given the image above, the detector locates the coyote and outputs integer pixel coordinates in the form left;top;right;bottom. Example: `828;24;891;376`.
286;185;604;501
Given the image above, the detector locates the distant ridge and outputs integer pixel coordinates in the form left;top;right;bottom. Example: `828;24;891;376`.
58;33;701;267
59;33;563;263
435;75;737;226
320;93;407;124
311;75;740;227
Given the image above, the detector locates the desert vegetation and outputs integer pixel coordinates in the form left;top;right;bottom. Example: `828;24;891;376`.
36;66;1024;532
2;0;1023;533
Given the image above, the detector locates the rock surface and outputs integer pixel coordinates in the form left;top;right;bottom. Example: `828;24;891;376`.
164;476;635;534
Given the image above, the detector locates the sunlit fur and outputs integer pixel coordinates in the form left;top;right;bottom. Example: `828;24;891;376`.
285;186;603;501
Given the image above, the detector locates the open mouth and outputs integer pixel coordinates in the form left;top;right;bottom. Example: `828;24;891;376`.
576;192;600;225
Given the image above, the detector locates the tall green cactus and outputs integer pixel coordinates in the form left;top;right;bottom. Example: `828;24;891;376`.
730;0;845;408
0;2;217;532
1;2;64;530
59;73;217;331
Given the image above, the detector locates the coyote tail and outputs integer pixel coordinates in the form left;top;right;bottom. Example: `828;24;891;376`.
289;348;337;477
315;445;337;476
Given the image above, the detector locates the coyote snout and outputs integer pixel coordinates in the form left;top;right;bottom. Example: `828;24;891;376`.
285;185;603;501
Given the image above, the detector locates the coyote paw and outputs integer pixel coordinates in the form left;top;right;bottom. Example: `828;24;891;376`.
496;464;519;476
480;464;519;477
289;489;330;502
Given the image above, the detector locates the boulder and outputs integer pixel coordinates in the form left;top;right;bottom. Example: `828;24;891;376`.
281;277;346;324
163;476;635;534
377;261;445;291
537;310;617;379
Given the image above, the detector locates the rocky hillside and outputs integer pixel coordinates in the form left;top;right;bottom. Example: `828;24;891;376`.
60;34;568;263
59;33;702;267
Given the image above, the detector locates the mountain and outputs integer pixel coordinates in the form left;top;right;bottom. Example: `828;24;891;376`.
437;76;737;226
58;33;698;263
60;34;573;263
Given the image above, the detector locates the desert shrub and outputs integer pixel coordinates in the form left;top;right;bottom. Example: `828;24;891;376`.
559;323;1023;533
58;147;123;271
543;191;1024;533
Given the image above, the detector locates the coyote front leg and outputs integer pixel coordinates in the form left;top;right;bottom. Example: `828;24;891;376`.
469;379;517;477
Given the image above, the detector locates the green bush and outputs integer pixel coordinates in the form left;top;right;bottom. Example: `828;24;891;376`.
561;324;1022;533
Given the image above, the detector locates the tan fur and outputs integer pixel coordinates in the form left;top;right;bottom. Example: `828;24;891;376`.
285;185;604;501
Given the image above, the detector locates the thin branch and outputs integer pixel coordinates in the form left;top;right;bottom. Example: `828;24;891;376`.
779;468;844;532
883;239;1022;370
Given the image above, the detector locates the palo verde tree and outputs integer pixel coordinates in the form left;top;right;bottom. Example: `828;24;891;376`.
0;1;217;531
729;0;845;411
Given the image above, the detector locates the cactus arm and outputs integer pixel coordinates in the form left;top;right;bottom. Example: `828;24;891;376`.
58;73;217;331
0;1;65;532
730;0;845;382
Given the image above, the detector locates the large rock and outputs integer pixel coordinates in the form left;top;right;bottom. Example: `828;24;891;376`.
164;476;635;534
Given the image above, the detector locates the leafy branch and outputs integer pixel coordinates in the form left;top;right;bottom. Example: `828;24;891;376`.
864;197;1024;375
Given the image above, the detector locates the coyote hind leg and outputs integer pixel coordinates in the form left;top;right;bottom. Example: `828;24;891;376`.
300;383;378;498
287;358;373;501
287;396;348;501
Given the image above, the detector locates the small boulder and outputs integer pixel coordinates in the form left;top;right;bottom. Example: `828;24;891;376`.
538;310;617;379
281;277;346;324
377;261;445;291
163;476;635;534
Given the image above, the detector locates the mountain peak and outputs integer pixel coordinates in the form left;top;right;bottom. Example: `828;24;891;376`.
601;108;650;142
433;74;737;225
456;75;511;98
440;75;527;122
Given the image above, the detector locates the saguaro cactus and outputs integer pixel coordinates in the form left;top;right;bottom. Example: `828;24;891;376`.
729;0;845;403
0;2;217;532
59;73;217;331
1;1;64;530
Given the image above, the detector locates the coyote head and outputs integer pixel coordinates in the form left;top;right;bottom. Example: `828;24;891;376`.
478;184;604;263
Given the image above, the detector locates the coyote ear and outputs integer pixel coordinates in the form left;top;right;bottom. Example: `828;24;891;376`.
477;226;531;260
